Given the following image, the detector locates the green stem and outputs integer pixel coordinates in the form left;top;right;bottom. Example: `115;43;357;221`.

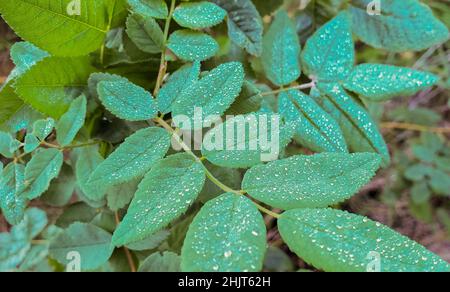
261;81;316;96
153;0;177;97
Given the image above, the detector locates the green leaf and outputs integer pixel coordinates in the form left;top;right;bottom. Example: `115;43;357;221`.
0;208;47;271
279;89;348;153
23;134;40;154
2;106;43;135
106;179;140;212
138;251;181;272
212;0;263;56
97;77;158;121
0;131;15;158
302;12;354;82
49;222;114;271
32;118;55;141
173;2;226;29
262;10;301;86
75;146;105;201
172;62;244;130
56;95;87;147
127;229;170;251
87;127;170;197
201;112;295;168
157;62;201;114
14;56;96;118
21;148;64;200
254;0;284;16
411;181;431;204
128;0;168;19
225;81;264;116
55;202;98;229
0;83;24;126
429;169;450;196
350;0;449;52
181;193;266;272
167;30;219;62
125;12;164;54
278;208;450;272
314;84;390;165
343;64;440;101
0;0;118;56
41;164;76;207
404;164;433;181
264;246;294;272
0;163;27;225
112;153;205;246
10;42;49;76
242;153;382;210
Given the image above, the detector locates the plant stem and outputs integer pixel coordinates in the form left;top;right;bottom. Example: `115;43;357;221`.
114;212;137;273
261;81;316;96
153;0;176;97
381;122;450;134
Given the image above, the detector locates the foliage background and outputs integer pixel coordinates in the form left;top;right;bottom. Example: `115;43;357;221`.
0;0;449;271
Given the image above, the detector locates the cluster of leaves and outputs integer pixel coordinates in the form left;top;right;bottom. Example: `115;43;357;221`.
0;0;449;272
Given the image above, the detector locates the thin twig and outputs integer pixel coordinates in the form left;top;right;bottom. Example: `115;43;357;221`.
381;122;450;134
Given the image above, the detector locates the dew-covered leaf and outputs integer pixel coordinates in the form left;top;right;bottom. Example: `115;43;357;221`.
201;112;295;168
278;208;450;272
0;163;27;225
242;153;382;210
87;127;170;197
23;134;40;154
173;2;226;29
138;251;181;272
112;153;205;246
56;95;87;147
49;222;114;271
313;84;390;165
32;118;55;141
212;0;263;56
301;12;354;82
14;56;95;118
126;12;164;54
157;62;200;114
167;30;219;62
262;10;301;86
343;64;440;101
128;0;168;19
349;0;449;52
279;89;348;153
172;62;244;130
0;131;15;158
21;148;64;200
10;42;49;76
181;193;266;272
97;76;158;121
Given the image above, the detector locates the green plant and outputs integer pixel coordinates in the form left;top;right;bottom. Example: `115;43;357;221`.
0;0;449;272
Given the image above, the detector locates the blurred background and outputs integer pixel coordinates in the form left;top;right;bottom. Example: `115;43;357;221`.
0;0;449;271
